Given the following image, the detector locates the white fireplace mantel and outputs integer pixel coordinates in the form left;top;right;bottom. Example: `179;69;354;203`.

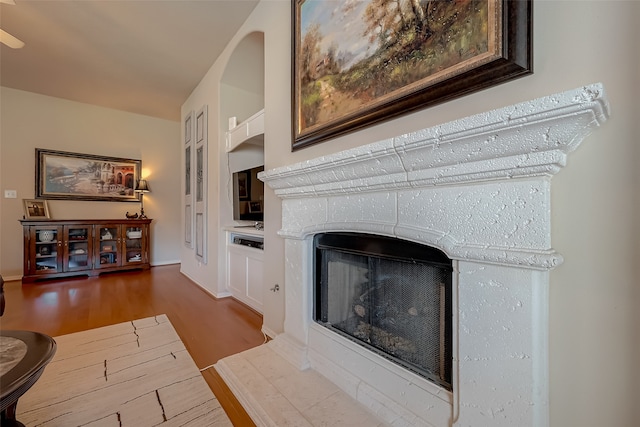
261;83;609;271
219;84;609;427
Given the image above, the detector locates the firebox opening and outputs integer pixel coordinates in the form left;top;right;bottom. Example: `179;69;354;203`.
313;232;453;391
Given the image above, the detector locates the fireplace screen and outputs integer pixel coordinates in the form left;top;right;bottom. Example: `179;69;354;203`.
314;233;452;390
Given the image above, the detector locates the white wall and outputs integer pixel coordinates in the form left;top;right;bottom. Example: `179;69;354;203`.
180;2;287;333
179;44;225;296
0;88;182;279
544;4;639;426
184;1;638;425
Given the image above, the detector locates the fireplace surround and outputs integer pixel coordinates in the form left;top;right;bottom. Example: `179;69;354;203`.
218;84;609;426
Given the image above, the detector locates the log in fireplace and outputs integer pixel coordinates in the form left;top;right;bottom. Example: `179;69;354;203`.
314;232;453;390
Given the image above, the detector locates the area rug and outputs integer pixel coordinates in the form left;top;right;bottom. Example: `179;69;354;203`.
17;314;232;426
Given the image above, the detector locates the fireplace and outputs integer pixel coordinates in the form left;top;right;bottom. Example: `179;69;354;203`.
217;84;609;426
314;232;453;390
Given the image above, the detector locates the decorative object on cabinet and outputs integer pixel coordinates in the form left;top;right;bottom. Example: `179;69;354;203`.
35;148;141;202
292;0;532;150
23;199;50;220
20;219;151;283
38;229;55;242
126;229;142;239
125;211;139;219
134;179;151;219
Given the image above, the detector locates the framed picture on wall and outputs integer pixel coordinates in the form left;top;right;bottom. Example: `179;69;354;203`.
292;0;532;150
236;171;250;200
248;201;262;213
36;149;141;202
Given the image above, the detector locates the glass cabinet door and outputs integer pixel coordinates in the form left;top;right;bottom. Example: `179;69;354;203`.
64;225;92;271
123;225;144;265
32;226;62;274
95;225;120;268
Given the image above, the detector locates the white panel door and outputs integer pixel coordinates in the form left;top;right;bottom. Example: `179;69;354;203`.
194;106;207;264
183;111;194;248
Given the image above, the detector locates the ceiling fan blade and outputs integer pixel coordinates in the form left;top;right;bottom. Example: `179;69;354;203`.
0;29;24;49
0;0;23;48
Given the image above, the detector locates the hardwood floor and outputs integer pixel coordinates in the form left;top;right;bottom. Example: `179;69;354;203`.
0;264;264;426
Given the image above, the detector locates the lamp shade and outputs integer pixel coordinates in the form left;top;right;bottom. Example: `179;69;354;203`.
135;179;151;193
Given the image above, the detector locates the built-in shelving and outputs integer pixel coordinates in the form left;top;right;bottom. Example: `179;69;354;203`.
226;109;264;152
229;230;264;250
225;108;265;312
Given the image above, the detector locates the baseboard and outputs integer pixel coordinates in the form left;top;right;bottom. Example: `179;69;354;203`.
178;268;233;299
267;334;310;370
150;260;180;266
1;264;179;283
261;325;278;340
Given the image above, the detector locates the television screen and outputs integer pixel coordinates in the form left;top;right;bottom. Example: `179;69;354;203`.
233;165;264;222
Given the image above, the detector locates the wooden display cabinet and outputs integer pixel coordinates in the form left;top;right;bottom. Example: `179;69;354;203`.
21;219;151;283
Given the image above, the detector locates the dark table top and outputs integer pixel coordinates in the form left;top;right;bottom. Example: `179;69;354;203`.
0;330;56;412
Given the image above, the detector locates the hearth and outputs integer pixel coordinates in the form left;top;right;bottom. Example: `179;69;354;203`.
314;232;453;390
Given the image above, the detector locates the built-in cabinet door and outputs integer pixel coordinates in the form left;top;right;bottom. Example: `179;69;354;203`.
246;252;264;311
228;247;246;296
29;225;63;276
122;224;148;266
227;244;263;313
63;225;93;272
94;224;122;269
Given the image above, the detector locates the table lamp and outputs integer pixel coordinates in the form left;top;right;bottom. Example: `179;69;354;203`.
135;179;151;219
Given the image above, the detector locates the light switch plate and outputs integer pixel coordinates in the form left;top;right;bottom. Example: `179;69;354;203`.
4;190;17;198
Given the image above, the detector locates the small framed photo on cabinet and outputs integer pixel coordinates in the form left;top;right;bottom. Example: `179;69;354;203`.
23;199;50;219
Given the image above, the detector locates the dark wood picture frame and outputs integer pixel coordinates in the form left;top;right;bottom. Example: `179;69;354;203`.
292;0;532;150
36;149;141;202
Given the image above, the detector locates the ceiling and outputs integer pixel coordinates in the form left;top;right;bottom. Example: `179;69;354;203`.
0;0;260;122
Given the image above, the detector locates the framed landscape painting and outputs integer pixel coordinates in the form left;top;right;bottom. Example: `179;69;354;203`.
292;0;532;150
36;149;141;202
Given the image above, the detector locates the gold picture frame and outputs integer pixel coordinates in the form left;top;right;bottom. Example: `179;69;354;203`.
36;148;141;202
23;199;51;219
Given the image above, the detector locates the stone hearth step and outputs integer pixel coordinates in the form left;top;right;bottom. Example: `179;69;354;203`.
215;344;388;427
